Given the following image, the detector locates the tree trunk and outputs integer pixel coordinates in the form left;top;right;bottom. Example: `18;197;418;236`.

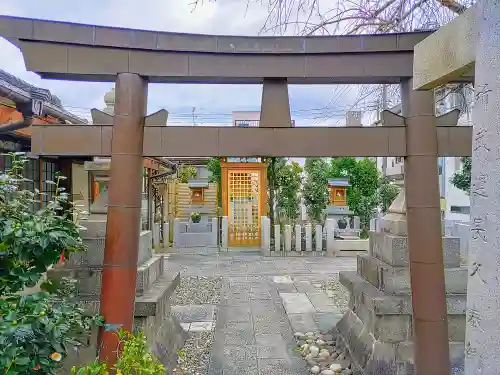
269;158;276;241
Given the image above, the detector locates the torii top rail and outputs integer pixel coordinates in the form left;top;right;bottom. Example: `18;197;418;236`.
1;15;432;84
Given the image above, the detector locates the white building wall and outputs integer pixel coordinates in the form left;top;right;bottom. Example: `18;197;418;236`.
443;157;470;221
232;111;260;125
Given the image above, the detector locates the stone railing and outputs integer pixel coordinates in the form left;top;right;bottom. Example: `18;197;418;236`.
259;217;369;257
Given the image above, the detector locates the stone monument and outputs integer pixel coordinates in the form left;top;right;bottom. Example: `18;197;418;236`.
331;189;467;374
465;2;500;374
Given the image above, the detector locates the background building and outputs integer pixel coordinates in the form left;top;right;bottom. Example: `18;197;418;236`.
373;87;471;222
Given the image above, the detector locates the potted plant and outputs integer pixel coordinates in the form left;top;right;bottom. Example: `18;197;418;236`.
190;212;201;223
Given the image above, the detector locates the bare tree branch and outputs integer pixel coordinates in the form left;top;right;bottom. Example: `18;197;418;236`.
190;0;475;122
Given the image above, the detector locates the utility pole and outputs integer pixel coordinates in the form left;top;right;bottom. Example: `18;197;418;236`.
191;106;197;126
381;84;388;177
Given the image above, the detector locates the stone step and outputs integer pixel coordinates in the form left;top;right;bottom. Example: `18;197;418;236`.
78;272;181;316
340;271;466;316
369;231;460;268
136;254;165;295
357;254;467;295
135;272;181;317
48;254;164;297
339;271;465;343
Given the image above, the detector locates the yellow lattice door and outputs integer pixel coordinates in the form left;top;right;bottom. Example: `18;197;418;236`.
228;170;261;246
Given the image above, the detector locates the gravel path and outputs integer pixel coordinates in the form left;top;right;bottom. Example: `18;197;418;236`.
326;275;349;314
173;276;222;375
172;276;223;306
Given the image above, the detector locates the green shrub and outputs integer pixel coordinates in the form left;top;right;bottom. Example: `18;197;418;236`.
0;153;102;375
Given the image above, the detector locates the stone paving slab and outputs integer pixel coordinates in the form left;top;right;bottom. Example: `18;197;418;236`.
313;312;344;332
258;358;307;375
306;291;338;312
280;292;316;314
166;251;356;375
288;313;319;333
171;305;216;323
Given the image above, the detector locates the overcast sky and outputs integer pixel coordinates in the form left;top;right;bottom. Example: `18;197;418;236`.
0;0;379;126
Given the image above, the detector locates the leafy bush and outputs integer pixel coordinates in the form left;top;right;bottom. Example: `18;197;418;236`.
0;287;103;375
177;165;197;183
0;154;87;295
70;329;166;375
0;153;101;375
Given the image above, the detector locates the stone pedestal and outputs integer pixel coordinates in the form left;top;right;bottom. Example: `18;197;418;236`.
49;159;185;371
49;218;186;371
331;190;466;375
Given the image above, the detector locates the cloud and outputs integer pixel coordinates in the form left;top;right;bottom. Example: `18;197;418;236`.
0;0;375;126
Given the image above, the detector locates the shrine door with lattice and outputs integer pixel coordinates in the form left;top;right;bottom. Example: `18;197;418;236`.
228;169;261;246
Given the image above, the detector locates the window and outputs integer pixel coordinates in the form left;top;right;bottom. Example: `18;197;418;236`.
191;187;204;203
450;205;470;215
41;159;57;207
24;159;41;212
239;123;249;127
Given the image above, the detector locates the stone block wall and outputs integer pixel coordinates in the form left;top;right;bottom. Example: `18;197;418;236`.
330;191;467;375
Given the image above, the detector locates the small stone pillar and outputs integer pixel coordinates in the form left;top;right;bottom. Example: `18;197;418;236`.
332;189;466;374
152;223;160;248
274;224;281;252
162;222;169;247
261;217;271;255
305;224;312;252
295;224;302;252
315;224;322;252
211;217;218;246
221;216;228;250
284;225;292;252
325;219;335;255
173;218;181;248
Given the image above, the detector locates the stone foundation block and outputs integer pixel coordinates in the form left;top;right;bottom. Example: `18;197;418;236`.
48;254;165;297
67;229;153;267
333;313;465;375
357;254;468;295
57;272;184;373
340;271;466;316
369;231;460;268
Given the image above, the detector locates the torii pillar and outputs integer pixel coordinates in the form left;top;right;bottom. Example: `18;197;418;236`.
401;79;451;375
98;73;148;364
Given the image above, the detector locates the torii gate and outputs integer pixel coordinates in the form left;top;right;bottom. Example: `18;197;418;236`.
0;15;473;373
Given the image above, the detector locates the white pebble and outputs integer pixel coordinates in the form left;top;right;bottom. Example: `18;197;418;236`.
330;363;342;371
302;344;310;352
310;365;321;374
309;346;320;357
316;339;326;346
305;331;314;337
305;353;314;361
294;332;305;338
306;339;314;344
321;370;335;375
